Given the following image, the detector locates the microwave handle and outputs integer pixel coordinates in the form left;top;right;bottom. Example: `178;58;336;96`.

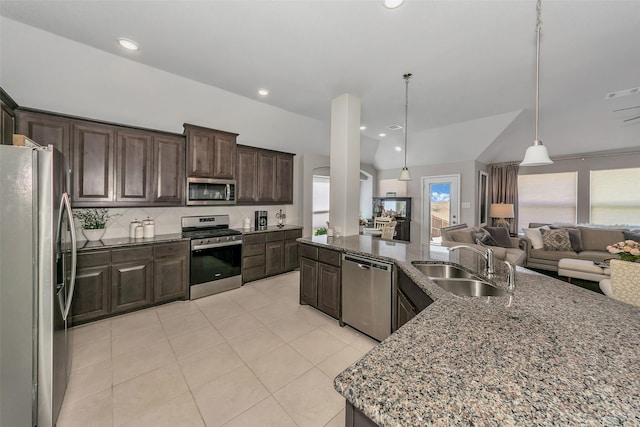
226;183;230;201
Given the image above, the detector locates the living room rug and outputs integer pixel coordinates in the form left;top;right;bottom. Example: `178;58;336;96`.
528;268;604;295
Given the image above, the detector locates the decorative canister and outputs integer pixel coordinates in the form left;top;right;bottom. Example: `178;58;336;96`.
243;217;251;229
135;224;144;239
130;219;141;238
143;217;155;238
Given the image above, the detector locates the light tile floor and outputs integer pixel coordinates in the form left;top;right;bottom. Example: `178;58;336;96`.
59;271;378;427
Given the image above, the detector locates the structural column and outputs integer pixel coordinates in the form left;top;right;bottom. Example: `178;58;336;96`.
330;93;360;237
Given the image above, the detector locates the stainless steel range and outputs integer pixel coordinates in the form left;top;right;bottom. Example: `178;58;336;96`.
182;215;243;299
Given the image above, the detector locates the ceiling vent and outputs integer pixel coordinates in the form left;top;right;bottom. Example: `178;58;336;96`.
605;87;640;100
386;124;403;130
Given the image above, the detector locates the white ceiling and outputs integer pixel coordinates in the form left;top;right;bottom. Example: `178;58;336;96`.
1;0;639;168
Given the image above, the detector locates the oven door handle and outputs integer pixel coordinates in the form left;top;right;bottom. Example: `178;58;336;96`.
192;241;242;251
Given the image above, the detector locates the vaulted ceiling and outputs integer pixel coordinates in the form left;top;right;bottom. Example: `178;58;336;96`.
1;0;638;169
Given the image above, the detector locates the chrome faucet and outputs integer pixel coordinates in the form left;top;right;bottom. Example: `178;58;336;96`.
504;261;515;292
448;244;494;277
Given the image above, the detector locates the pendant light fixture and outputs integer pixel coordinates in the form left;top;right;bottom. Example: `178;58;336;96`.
398;73;413;181
520;0;553;166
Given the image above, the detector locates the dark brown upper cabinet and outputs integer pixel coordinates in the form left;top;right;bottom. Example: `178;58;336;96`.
275;154;293;203
153;134;185;205
15;110;70;160
72;121;116;205
1;88;18;146
184;124;237;179
236;145;258;203
116;129;153;204
257;150;277;202
236;145;295;205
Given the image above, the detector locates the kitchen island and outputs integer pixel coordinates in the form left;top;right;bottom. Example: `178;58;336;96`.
299;235;640;426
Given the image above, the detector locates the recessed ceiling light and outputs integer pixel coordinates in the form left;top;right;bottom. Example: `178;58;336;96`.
258;88;270;96
382;0;405;9
379;133;386;137
360;125;367;130
395;146;402;152
387;124;403;130
117;38;139;51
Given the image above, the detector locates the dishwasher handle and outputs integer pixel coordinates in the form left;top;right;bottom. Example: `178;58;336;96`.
343;254;393;272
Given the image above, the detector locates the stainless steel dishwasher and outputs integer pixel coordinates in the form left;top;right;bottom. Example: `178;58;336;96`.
341;253;393;341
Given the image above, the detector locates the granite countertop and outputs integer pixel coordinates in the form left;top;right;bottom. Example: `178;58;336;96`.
76;233;188;252
234;224;303;234
299;235;640;425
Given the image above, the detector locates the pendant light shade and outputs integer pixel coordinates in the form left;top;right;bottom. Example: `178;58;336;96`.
399;167;411;181
520;0;553;167
398;73;413;181
521;140;552;166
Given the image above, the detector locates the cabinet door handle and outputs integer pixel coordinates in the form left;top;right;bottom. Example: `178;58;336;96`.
119;265;145;273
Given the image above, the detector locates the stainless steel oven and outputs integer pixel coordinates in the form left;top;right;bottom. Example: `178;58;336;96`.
186;178;236;206
182;215;243;299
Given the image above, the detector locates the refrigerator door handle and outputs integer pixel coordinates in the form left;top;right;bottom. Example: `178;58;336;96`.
57;193;77;321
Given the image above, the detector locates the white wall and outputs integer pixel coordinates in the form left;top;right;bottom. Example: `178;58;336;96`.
378;160;478;244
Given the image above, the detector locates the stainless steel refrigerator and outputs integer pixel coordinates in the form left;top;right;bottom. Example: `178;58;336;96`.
0;144;77;427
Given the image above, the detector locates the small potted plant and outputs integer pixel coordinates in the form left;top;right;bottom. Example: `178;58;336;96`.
73;208;119;241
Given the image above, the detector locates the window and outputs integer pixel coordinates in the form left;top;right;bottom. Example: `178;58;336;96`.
517;172;577;230
312;175;330;233
590;167;640;226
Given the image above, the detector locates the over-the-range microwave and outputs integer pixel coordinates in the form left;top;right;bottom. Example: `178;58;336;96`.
186;178;236;205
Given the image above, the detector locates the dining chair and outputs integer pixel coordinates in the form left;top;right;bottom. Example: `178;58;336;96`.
381;221;397;240
374;216;392;230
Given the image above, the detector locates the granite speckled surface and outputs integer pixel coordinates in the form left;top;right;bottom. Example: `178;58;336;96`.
77;233;187;252
299;235;640;426
234;224;303;234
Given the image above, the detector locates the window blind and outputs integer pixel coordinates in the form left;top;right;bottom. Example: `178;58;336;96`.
590;168;640;226
517;172;577;230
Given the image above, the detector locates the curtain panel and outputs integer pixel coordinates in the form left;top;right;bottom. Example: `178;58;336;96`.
489;163;519;235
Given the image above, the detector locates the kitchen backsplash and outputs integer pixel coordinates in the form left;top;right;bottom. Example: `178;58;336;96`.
74;205;298;240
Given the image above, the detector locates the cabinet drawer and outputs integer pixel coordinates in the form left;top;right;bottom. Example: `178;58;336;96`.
266;231;285;242
243;266;265;282
244;243;265;257
154;241;189;258
300;244;318;260
285;229;302;240
77;250;110;268
318;248;341;267
244;233;266;245
111;245;153;263
243;254;265;269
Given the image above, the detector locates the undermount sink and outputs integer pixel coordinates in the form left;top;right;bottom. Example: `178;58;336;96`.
431;278;508;297
412;262;476;279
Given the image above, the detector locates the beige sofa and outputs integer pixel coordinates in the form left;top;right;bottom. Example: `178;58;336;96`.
522;224;628;272
440;224;528;266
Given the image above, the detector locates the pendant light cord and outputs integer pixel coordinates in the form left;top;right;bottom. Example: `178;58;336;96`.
403;73;412;168
535;0;542;143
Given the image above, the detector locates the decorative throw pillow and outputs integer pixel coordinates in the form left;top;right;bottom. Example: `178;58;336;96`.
523;226;550;249
473;229;499;247
484;226;513;248
564;228;584;252
540;228;572;251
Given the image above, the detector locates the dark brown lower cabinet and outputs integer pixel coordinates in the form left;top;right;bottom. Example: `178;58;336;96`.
395;269;434;331
345;401;378;427
317;263;340;319
72;241;189;324
299;257;318;306
153;241;189;302
299;243;341;320
71;250;111;325
111;246;154;314
265;232;285;276
242;228;302;283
